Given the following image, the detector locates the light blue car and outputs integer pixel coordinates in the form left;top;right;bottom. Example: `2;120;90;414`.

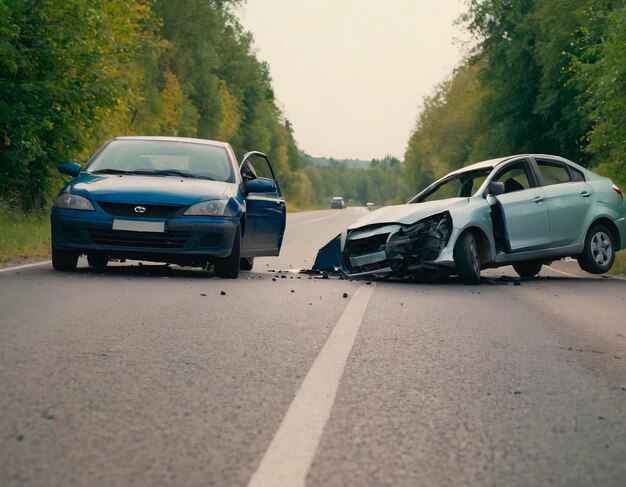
315;154;625;284
51;136;286;278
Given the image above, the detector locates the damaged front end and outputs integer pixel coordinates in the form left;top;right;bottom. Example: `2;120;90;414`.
314;212;453;278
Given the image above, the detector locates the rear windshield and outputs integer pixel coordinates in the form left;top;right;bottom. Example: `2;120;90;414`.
86;139;235;182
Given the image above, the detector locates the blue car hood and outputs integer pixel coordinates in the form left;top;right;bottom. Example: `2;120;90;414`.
348;198;468;229
66;173;238;205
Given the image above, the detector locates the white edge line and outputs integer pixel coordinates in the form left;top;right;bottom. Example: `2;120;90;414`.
247;283;376;487
0;260;51;273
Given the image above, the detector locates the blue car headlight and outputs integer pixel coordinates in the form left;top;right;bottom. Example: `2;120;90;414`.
184;199;235;217
53;193;95;211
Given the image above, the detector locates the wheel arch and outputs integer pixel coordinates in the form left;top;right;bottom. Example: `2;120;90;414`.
589;217;621;250
458;226;492;265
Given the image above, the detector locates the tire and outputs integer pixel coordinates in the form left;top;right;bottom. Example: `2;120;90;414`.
52;246;78;272
454;231;481;285
87;254;108;268
240;257;254;271
513;261;543;278
577;224;615;274
214;226;241;279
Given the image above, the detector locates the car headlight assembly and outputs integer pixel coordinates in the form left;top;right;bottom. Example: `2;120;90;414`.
385;212;452;266
184;199;235;217
53;193;95;211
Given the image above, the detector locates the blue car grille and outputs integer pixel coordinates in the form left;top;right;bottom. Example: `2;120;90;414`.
89;229;190;249
97;202;187;219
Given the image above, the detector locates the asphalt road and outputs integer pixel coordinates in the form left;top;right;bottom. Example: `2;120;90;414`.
1;207;625;487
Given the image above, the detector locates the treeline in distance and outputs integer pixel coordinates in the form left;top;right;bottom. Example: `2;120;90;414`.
2;0;625;212
405;0;626;194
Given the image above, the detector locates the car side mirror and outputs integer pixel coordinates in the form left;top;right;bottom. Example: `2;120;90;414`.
488;181;505;196
244;177;276;194
241;162;257;182
58;162;81;177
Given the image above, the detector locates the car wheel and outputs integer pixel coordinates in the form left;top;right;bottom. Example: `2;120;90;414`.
87;254;108;268
454;231;481;285
214;226;241;279
52;246;78;272
240;257;254;271
577;224;615;274
513;261;543;278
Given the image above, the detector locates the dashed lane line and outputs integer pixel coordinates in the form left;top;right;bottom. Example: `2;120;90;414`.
247;283;376;487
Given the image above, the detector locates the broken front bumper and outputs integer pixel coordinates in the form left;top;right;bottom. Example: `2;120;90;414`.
314;212;456;278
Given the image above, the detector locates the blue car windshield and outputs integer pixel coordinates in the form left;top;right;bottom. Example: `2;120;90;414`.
86;140;235;183
413;168;492;203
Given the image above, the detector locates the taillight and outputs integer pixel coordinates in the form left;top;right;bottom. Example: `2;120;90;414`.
612;184;623;198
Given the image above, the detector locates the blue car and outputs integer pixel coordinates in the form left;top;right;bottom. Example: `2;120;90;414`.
51;136;286;278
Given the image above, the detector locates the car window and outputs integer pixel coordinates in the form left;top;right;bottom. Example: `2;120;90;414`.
537;159;571;185
570;166;585;182
87;139;235;182
493;161;532;193
416;168;492;202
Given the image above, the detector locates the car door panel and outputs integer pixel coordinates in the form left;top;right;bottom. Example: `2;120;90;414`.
543;182;595;247
497;188;551;252
239;152;286;257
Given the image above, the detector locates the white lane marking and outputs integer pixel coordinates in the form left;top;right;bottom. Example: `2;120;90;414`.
0;260;51;273
247;283;376;487
546;265;586;279
288;212;342;227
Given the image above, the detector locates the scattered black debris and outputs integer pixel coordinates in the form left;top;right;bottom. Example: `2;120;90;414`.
291;290;295;293
41;409;55;420
598;416;605;420
16;434;24;441
514;281;521;286
309;303;312;305
220;291;226;296
343;292;348;298
614;356;622;360
272;278;276;282
281;275;287;279
201;293;207;296
513;390;522;395
297;276;301;279
401;302;404;306
366;281;372;285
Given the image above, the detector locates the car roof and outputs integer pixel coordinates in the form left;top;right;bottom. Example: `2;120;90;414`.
113;136;230;149
449;154;578;175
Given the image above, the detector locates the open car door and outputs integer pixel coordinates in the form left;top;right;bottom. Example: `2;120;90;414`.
240;151;286;257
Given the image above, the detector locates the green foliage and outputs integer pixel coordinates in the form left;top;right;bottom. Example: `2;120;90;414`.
404;0;625;195
0;0;158;210
0;0;315;211
303;156;410;207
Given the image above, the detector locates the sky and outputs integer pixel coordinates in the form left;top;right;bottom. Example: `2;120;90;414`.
237;0;470;161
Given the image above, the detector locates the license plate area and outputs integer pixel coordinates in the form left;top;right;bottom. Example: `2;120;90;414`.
112;219;165;233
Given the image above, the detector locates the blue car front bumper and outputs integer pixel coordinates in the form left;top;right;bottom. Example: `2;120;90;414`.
51;208;238;265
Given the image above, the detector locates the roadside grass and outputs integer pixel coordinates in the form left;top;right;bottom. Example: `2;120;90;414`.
612;250;626;276
0;210;51;264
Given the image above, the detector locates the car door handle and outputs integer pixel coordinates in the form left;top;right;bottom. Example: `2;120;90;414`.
532;196;544;203
580;191;591;198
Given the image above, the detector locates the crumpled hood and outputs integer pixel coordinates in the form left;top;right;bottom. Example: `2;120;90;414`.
65;173;237;205
348;198;468;229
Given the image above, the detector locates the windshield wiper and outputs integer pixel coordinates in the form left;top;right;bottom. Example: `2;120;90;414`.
149;169;215;180
92;168;136;175
91;168;215;180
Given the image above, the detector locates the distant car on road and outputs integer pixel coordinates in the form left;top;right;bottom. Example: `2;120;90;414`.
366;202;375;209
51;136;286;278
315;154;625;283
331;196;346;209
